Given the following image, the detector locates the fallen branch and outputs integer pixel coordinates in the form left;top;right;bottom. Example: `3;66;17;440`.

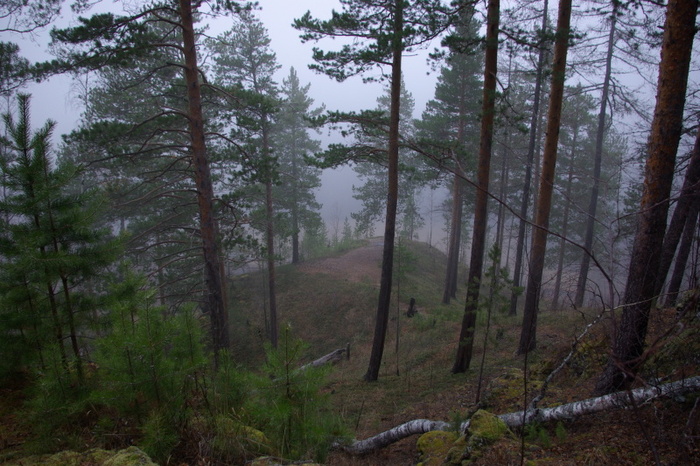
337;376;700;455
299;345;349;371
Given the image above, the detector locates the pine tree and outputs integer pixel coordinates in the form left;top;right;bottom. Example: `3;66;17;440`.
417;6;482;304
208;9;282;347
295;0;450;381
42;1;253;358
273;67;323;264
0;93;119;381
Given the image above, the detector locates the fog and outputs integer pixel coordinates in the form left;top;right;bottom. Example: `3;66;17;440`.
8;0;448;246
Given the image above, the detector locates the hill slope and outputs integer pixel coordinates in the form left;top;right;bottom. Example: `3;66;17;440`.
231;239;700;465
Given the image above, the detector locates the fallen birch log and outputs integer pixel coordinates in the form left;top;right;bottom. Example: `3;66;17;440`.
338;375;700;455
299;345;349;371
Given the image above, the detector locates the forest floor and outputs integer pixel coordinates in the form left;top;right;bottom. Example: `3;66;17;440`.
2;239;700;465
263;239;700;465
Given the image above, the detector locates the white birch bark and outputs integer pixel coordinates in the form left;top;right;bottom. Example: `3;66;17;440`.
338;376;700;455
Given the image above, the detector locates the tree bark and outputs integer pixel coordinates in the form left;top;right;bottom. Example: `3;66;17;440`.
656;128;700;301
442;173;464;304
452;0;499;374
179;0;229;357
518;0;573;355
574;3;617;308
665;201;699;307
551;125;578;311
364;0;402;382
595;0;698;395
509;0;549;316
338;376;700;454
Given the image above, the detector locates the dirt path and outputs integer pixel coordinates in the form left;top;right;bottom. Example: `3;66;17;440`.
297;238;384;284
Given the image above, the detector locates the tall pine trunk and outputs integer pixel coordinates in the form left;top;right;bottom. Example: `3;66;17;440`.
595;0;698;395
655;128;700;301
179;0;229;358
518;0;572;355
551;124;578;311
574;3;617;307
364;0;403;382
452;0;499;374
665;201;699;307
510;0;549;316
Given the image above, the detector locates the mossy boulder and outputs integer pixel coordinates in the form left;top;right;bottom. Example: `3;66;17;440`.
211;415;272;460
250;457;321;466
416;430;460;466
468;409;509;446
6;446;155;465
103;446;157;465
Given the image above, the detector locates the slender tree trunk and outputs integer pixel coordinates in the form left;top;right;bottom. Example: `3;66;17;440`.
291;156;301;264
179;0;229;358
442;82;468;304
551;126;578;311
518;0;573;355
655;128;700;300
364;0;403;382
575;4;617;307
452;0;499;374
665;200;699;307
595;0;698;395
442;174;464;303
265;178;278;348
510;0;549;316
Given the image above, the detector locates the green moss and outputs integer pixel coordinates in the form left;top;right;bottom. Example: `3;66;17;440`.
416;430;459;465
103;446;157;465
468;410;510;445
6;447;154;466
211;415;272;460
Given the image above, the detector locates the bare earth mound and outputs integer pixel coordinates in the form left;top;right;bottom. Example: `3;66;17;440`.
297;239;384;284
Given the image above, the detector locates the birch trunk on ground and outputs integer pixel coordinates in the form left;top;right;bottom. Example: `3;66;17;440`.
595;0;698;395
338;376;700;455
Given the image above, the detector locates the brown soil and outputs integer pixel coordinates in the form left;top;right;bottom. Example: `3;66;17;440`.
297;239;384;284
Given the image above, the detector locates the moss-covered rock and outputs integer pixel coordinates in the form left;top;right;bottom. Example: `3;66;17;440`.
468;410;509;445
6;446;155;466
211;415;272;460
103;446;157;465
416;430;459;466
249;457;321;466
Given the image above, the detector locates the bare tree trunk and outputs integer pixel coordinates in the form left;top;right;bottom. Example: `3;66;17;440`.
518;0;573;355
265;178;278;348
655;128;700;300
551;126;578;311
509;0;549;316
452;0;499;374
442;174;463;304
595;0;698;395
665;201;699;307
179;0;229;358
574;2;617;308
364;0;403;382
